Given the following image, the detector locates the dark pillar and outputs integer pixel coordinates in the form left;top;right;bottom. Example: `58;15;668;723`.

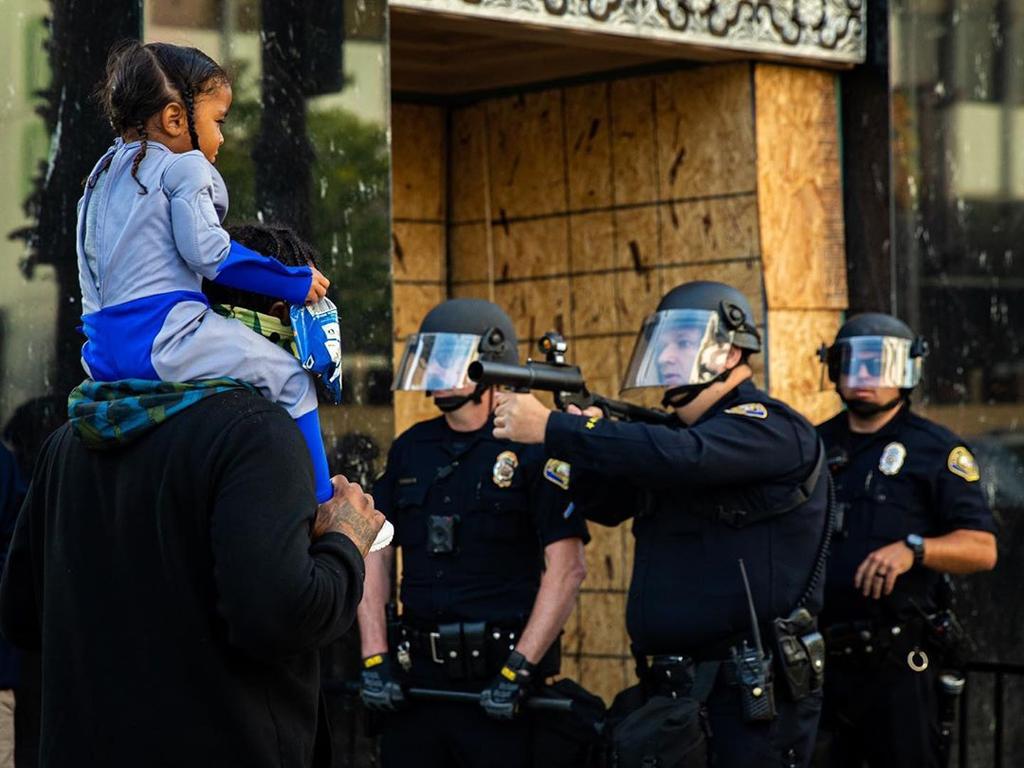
840;0;892;314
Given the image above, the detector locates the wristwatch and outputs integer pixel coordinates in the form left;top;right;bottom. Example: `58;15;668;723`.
905;533;926;565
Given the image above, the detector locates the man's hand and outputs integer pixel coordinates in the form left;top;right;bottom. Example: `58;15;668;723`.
305;267;330;304
360;655;406;712
493;392;552;444
853;540;915;599
313;475;385;557
479;651;534;720
566;404;603;419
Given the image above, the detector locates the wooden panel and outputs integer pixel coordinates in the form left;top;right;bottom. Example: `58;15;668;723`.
492;217;570;281
450;105;488;224
486;90;568;220
565;81;613;211
654;64;757;199
392;282;446;340
392;222;445;282
571;274;619;337
658;195;760;266
579;656;629;707
609;76;658;206
569;211;616;273
766;309;844;424
579;517;628;591
578;592;630;656
449;223;489;284
754;64;847;311
570;336;623;400
391;103;446;222
613;206;662;334
494;277;571;347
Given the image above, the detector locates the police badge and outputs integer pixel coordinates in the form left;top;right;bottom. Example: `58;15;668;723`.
492;450;518;488
878;442;907;476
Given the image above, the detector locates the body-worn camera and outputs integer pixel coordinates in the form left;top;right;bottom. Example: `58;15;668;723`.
427;514;458;554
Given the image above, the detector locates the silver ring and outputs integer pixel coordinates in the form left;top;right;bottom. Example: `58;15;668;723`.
907;649;929;672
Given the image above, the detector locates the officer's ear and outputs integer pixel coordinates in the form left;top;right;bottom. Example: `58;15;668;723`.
726;345;744;369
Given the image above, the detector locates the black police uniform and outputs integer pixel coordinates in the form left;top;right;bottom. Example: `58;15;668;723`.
372;414;588;768
816;406;995;768
546;379;828;768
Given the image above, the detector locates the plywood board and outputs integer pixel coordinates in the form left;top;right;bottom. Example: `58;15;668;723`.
565;81;614;211
486;90;568;220
392;222;446;283
754;64;847;311
765;308;844;425
654;64;757;199
609;76;659;206
392;103;446;222
658;195;760;266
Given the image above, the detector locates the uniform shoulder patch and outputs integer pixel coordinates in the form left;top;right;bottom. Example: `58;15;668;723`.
724;402;768;419
544;458;571;490
947;446;980;482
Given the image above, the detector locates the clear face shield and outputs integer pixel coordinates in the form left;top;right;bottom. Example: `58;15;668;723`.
621;309;734;393
832;336;923;390
393;333;482;392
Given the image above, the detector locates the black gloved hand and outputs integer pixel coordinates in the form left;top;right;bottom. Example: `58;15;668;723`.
479;650;535;720
360;655;405;712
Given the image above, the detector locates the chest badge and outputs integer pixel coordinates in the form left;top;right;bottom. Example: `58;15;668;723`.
492;450;519;488
544;458;572;490
878;442;907;476
724;402;768;419
947;446;980;482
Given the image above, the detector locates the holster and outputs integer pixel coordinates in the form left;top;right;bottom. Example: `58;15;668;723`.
772;608;825;701
463;621;488;678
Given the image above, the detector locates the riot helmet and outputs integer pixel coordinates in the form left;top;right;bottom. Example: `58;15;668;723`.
818;312;927;415
622;281;761;407
394;299;518;412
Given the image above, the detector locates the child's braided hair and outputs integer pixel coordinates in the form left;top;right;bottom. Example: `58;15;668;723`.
93;40;228;194
204;223;322;313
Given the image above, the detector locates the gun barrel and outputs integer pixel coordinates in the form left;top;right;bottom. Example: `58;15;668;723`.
467;360;586;393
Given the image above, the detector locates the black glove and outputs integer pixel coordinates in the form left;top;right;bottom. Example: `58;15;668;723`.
479;650;535;720
360;655;405;712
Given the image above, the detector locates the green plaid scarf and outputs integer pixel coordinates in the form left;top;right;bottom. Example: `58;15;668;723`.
68;378;256;449
211;304;298;357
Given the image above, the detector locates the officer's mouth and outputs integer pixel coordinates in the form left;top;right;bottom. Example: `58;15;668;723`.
849;388;877;400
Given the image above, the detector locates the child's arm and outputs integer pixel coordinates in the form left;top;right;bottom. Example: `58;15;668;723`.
163;153;319;305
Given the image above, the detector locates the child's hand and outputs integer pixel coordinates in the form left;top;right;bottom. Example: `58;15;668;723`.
306;268;330;304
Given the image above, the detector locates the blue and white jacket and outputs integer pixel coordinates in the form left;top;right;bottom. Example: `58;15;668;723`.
76;139;314;383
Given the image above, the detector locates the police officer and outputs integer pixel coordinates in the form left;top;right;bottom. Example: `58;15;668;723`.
814;313;997;768
356;299;589;768
495;281;829;768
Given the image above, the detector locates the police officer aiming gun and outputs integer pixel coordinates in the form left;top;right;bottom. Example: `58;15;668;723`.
814;313;997;768
356;299;589;768
495;281;830;768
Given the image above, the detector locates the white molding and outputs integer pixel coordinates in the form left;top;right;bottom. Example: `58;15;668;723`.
390;0;866;66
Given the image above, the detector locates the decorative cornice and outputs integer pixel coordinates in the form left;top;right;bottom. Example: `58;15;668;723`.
391;0;865;66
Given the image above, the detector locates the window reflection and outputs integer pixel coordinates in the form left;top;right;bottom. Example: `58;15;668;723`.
891;0;1024;700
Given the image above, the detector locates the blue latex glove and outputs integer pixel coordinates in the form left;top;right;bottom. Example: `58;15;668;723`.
290;297;343;404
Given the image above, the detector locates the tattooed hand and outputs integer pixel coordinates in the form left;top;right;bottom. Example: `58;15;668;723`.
313;475;385;557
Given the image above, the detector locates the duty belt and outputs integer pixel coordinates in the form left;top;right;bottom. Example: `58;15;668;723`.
395;621;521;681
823;619;932;672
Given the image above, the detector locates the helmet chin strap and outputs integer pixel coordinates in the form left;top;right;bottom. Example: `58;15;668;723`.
840;392;905;417
432;383;487;413
661;367;733;408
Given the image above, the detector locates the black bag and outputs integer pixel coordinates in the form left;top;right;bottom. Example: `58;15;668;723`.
532;678;607;768
608;691;708;768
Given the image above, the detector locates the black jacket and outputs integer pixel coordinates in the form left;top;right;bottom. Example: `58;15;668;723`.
546;379;827;655
0;390;365;767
